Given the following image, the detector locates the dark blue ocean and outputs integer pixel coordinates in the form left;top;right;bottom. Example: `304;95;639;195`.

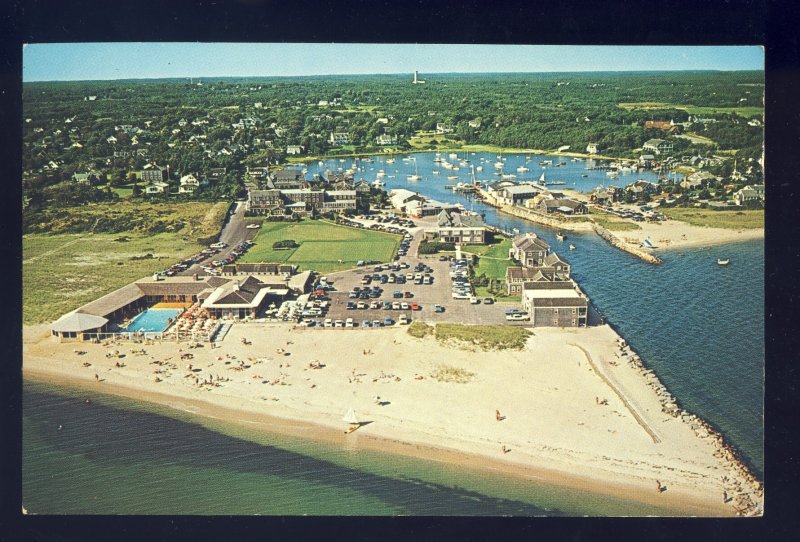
23;152;763;515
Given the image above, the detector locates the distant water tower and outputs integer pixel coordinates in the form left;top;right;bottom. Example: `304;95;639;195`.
412;71;425;84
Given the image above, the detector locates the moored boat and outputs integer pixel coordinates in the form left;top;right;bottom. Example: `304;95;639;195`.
556;232;566;241
569;244;576;250
717;258;731;266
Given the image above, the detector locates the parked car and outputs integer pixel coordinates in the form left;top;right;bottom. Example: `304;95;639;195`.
483;298;495;305
434;304;445;313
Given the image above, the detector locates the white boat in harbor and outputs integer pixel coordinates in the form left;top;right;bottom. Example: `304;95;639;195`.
494;161;504;169
377;170;386;177
501;174;517;179
449;153;458;159
717;258;731;266
432;170;440;175
386;158;396;164
517;166;529;173
476;165;483;172
569;244;576;251
556;232;566;241
447;175;458;180
371;179;384;188
408;160;422;181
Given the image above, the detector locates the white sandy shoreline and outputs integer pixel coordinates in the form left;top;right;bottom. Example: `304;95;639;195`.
22;322;763;516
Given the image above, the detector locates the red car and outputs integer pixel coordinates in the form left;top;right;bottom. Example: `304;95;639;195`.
410;303;421;311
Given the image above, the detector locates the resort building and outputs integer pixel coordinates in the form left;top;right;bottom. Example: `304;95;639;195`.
389;189;426;213
49;273;300;342
321;190;358;213
505;253;571;295
434;209;486;244
271;169;306;189
140;166;167;182
521;281;588;327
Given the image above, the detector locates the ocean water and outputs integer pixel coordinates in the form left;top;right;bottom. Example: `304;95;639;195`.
22;152;763;514
23;381;679;516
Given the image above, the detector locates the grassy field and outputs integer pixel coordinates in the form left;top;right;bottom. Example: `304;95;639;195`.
618;102;764;118
23;201;230;325
239;220;400;273
434;324;532;351
23;232;207;325
660;207;764;229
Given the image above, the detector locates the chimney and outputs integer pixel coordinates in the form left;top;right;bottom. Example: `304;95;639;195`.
233;280;240;291
193;273;199;281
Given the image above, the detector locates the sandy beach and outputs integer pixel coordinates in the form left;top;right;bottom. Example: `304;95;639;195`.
23;321;763;516
617;220;763;251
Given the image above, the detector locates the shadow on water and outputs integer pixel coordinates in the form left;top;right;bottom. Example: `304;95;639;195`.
24;382;560;516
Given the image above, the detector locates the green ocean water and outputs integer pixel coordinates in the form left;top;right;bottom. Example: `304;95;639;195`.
23;380;681;516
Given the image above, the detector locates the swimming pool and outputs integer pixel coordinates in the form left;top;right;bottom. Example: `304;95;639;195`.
126;308;183;333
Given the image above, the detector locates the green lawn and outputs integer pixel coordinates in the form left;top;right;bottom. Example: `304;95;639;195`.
239;220;400;273
23;232;206;325
472;238;514;281
659;207;764;229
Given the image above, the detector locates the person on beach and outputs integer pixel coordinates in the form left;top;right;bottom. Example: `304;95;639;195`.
496;410;504;421
94;373;99;381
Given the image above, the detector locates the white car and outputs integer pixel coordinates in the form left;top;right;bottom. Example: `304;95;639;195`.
210;242;227;249
245;224;261;229
506;313;529;321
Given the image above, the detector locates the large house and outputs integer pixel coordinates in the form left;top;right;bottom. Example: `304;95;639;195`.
537;198;588;215
521;281;588;327
375;134;398;146
497;184;541;206
286;145;304;155
389;189;426;213
505;252;571;295
625;180;659;197
642;138;674;156
586;143;600;154
509;233;550;267
435;209;486;244
271;169;306;189
733;185;765;206
329;132;350;145
321;190;358;213
140;165;167;182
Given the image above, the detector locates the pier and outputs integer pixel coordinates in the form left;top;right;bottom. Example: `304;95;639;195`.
592;224;663;265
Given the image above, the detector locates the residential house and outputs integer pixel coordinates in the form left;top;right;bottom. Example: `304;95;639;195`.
589;186;622;205
375;134;398;146
504;252;571;295
625;180;659;198
537;198;588;215
586;143;600;154
72;171;98;184
521;281;588;327
509;233;550;267
468;119;482;128
681;171;718;190
329;132;350;145
208;167;227;179
733;185;765;206
246;166;270;180
435;209;486;244
642;138;674;156
286;145;305;155
144;181;169;195
435;123;454;134
389;189;426;213
179;174;200;194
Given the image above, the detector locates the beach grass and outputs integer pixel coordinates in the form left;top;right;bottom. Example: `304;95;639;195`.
407;321;434;339
239;220;399;273
659;208;764;229
434;324;531;351
429;365;476;384
23;232;207;325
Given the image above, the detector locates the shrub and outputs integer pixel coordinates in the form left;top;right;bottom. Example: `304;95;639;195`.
273;239;299;249
418;241;455;254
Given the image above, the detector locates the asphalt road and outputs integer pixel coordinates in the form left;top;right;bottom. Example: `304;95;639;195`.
177;201;254;277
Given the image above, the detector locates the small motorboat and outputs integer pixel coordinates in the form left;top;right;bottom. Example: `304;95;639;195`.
717;258;730;266
569;244;576;251
556;232;566;241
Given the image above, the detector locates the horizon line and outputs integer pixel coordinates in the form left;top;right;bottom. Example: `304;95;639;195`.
24;68;765;83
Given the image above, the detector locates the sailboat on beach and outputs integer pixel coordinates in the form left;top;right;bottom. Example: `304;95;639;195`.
343;407;362;433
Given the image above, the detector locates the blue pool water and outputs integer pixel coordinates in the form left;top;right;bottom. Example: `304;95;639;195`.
126;308;183;333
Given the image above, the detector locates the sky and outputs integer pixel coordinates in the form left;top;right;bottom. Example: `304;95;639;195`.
22;43;764;82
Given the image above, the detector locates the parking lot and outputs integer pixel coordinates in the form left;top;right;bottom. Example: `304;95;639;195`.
303;223;527;329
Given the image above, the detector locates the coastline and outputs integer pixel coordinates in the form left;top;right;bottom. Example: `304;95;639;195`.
23;321;762;516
